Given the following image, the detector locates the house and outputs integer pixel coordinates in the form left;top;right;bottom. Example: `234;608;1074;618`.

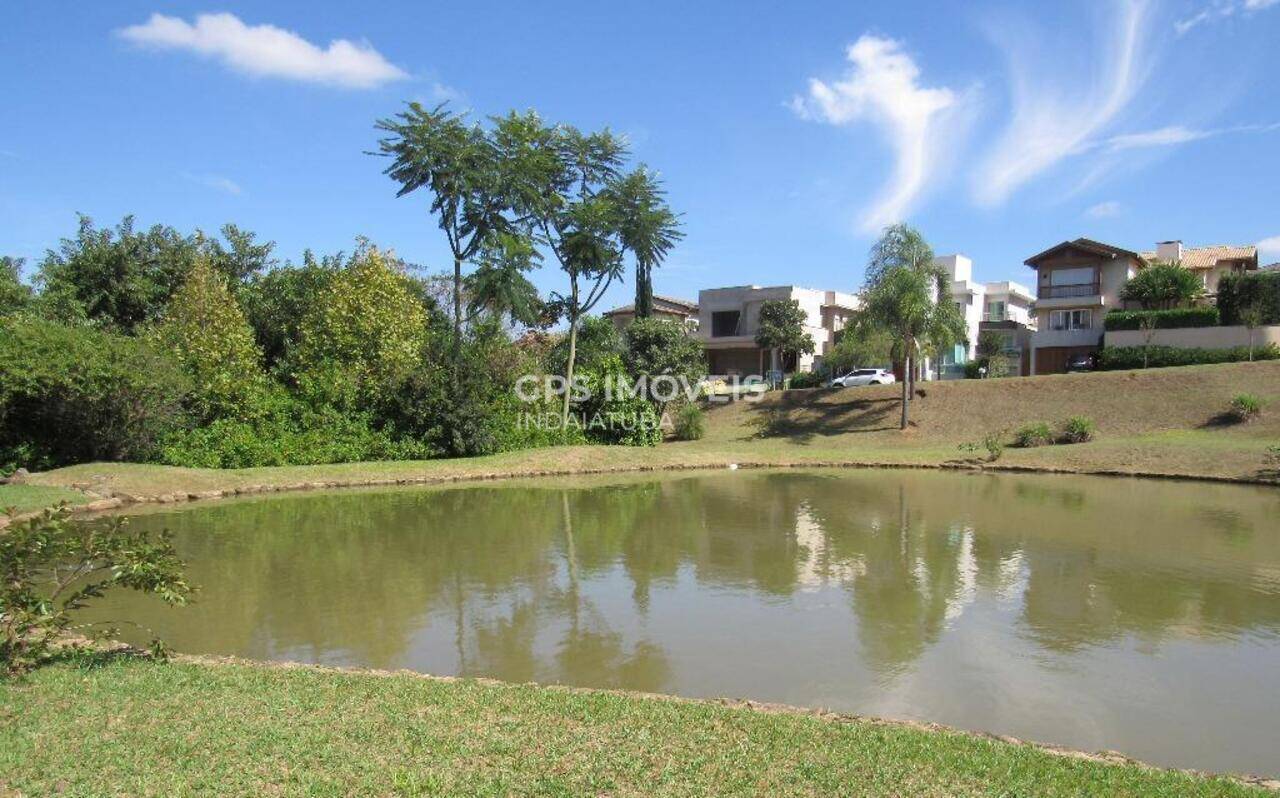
934;255;1037;378
1025;238;1259;374
601;295;699;332
697;285;859;376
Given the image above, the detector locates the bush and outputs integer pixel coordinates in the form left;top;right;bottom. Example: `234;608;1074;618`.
787;371;826;389
1103;307;1219;331
1228;393;1265;423
1218;271;1280;326
0;317;190;470
622;318;707;398
1014;422;1054;448
1059;416;1096;444
1097;344;1280;370
673;403;706;441
574;355;662;447
1;508;193;677
1118;260;1204;310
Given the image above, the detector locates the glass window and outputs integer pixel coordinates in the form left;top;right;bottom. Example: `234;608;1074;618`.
1050;267;1095;286
711;311;740;337
1049;310;1091;330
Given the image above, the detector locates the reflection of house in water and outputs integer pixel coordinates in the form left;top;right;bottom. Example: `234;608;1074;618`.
792;503;865;588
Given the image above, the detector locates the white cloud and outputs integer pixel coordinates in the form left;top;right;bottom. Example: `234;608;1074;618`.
1104;125;1211;151
1258;236;1280;260
972;0;1153;206
1177;0;1278;33
118;12;407;89
1084;200;1122;218
791;35;962;233
182;172;242;195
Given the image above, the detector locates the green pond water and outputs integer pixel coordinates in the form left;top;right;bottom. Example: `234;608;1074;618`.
97;469;1280;776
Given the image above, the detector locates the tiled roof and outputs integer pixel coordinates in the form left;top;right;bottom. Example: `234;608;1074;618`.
1138;245;1258;270
603;295;698;316
1024;238;1142;266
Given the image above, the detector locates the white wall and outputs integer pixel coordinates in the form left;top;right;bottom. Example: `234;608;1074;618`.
1105;325;1280;349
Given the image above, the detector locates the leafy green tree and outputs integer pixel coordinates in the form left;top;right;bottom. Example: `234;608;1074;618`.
547;315;623;377
623;317;706;388
755;299;815;374
0;256;31;315
858;224;967;429
293;246;429;409
1120;260;1203;310
609;168;682;319
827;323;894;375
464;232;546;327
152;257;267;421
975;330;1011;378
241;251;342;369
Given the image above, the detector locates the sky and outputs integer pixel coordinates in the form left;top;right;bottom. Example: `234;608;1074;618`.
3;0;1279;312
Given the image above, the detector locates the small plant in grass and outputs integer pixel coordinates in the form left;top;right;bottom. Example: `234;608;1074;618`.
1;507;193;677
1266;446;1280;471
672;403;706;441
959;430;1007;462
1059;416;1096;444
1014;422;1054;448
1228;393;1265;423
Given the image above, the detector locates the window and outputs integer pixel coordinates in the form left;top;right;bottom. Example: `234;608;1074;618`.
1049;309;1091;331
711;310;741;337
985;300;1006;321
1050;267;1095;286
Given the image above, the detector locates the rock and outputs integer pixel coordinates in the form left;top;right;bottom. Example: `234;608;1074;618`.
83;498;123;512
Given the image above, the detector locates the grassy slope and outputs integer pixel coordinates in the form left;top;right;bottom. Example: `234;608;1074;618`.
0;658;1267;798
10;361;1279;508
0;484;91;514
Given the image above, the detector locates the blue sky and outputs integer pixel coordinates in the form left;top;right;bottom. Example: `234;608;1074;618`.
3;1;1278;311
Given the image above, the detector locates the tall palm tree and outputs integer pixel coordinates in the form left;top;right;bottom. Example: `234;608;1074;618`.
609;168;682;319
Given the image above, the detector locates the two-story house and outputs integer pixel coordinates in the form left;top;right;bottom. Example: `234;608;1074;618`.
935;255;1037;378
697;285;859;376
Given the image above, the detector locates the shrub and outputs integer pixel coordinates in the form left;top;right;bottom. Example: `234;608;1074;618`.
1097;344;1280;370
622;318;707;398
982;431;1006;461
574;355;662;447
787;371;826;389
546;315;623;377
1;508;193;677
1228;393;1265;423
1014;422;1054;448
1059;416;1096;444
1218;271;1280;326
1118;260;1203;309
1103;307;1219;331
673;403;706;441
0;317;190;470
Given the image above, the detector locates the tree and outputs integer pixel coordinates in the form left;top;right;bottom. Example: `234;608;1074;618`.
242;250;342;370
609;168;682;319
857;225;967;429
0;256;31;315
1239;299;1265;362
293;246;429;410
826;323;894;376
464;232;546;328
975;330;1011;378
1120;260;1203;310
622;317;706;400
754;299;815;376
153;257;267;422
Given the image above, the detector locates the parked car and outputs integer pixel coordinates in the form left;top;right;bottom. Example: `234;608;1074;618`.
1065;353;1096;373
829;368;896;388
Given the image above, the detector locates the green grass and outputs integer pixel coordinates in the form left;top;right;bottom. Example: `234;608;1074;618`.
0;657;1265;797
0;484;89;514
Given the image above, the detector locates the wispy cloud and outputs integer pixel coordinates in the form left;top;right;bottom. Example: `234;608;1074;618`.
1176;0;1278;34
182;172;242;195
1102;122;1279;152
1084;200;1122;218
972;0;1153;207
118;12;407;89
1258;235;1280;261
791;35;963;232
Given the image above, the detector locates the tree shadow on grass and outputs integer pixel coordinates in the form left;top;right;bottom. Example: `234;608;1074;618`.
740;397;902;444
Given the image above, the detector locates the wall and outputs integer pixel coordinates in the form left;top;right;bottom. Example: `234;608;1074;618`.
1105;325;1280;349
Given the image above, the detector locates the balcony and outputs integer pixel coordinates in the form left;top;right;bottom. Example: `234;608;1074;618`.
1039;283;1100;300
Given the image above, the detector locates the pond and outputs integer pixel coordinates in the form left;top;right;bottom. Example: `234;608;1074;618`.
95;469;1280;776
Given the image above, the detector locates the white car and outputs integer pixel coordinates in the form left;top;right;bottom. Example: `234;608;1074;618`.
829;368;896;388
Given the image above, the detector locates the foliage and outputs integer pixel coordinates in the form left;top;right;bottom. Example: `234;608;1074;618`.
1014;422;1054;448
0;317;189;470
574;355;662;447
959;431;1006;462
0;256;32;315
546;315;623;376
672;403;706;441
786;371;827;389
1097;344;1280;370
241;252;341;369
857;225;968;429
464;233;545;328
963;361;984;380
1228;393;1264;423
1103;307;1219;331
1216;271;1280;326
972;330;1013;378
292;247;430;410
1058;416;1096;444
622;317;706;400
151;257;267;422
609;167;683;319
0;508;192;677
826;324;894;375
1119;260;1203;310
754;300;816;366
34;216;272;332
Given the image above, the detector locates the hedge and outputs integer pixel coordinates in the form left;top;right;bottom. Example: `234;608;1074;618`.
1097;344;1280;370
1218;271;1280;326
1103;306;1219;331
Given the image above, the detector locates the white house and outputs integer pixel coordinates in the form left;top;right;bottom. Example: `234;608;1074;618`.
696;285;859;376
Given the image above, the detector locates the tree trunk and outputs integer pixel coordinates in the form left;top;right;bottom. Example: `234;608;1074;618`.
900;354;910;430
560;277;581;428
635;262;652;319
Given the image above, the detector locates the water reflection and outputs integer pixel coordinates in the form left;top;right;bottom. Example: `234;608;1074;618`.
95;470;1280;774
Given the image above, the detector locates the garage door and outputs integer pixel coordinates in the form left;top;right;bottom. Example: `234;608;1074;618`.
1034;346;1099;375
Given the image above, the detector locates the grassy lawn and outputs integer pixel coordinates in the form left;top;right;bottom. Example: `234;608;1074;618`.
0;484;90;515
0;657;1268;797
